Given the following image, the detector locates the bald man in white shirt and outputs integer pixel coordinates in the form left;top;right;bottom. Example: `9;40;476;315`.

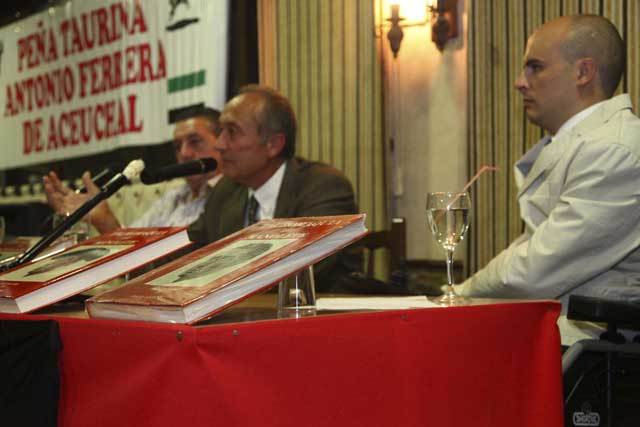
455;15;640;336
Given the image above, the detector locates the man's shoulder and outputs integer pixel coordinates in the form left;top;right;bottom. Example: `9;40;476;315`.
287;157;349;181
213;176;244;191
576;95;640;158
594;113;640;158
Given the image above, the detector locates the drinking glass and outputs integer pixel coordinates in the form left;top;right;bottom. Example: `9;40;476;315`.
426;192;471;306
277;265;317;318
52;212;90;245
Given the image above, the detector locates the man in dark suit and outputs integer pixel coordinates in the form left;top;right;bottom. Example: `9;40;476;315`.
188;85;361;292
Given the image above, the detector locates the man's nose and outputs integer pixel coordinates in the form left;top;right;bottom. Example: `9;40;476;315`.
178;142;195;160
215;132;228;151
514;71;527;93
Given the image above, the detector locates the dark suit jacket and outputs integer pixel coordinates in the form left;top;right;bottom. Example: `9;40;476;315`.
188;157;362;291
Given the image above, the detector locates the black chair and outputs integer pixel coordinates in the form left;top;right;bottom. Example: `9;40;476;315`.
562;295;640;427
361;217;407;280
347;217;413;294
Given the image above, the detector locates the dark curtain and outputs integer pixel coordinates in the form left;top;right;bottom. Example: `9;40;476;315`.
227;0;259;99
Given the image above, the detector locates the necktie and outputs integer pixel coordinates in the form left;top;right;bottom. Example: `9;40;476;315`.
246;195;259;226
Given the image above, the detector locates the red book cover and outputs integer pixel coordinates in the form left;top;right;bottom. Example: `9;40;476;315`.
87;214;367;324
0;227;192;314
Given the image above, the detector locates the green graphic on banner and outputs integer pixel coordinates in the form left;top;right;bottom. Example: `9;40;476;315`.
168;70;206;93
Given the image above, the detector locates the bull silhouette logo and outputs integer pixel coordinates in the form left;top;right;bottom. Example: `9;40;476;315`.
167;0;199;31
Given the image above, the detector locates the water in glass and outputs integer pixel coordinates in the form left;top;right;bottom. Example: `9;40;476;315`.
426;192;471;306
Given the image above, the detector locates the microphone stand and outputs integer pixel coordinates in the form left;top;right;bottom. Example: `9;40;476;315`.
1;159;145;271
3;191;111;271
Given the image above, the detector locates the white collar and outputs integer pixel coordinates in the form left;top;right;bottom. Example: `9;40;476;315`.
194;173;223;197
207;173;223;189
553;100;607;140
248;162;287;221
515;100;607;187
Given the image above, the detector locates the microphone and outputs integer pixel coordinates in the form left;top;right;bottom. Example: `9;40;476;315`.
4;160;145;270
100;159;145;197
140;158;217;185
74;164;119;193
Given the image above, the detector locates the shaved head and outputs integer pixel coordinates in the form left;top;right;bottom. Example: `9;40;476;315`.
515;14;625;133
558;15;625;96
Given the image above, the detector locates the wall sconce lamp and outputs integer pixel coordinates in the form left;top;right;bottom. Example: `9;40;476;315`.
430;0;458;51
385;0;458;58
386;5;405;58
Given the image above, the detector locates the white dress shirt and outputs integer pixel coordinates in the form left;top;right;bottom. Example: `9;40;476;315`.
131;174;222;228
247;162;287;222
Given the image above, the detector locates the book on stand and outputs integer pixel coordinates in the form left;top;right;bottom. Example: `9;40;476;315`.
0;227;192;314
86;214;368;324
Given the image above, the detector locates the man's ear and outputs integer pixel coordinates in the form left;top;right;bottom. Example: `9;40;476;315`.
576;58;597;87
265;133;286;158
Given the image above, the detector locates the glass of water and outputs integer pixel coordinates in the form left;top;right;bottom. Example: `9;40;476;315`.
426;192;471;306
52;212;90;245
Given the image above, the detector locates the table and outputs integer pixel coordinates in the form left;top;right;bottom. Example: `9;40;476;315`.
2;296;563;427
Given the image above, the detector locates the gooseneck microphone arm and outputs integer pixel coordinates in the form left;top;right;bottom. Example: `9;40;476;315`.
2;160;145;271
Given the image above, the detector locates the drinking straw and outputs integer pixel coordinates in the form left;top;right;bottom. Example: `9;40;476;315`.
434;165;500;221
461;165;500;193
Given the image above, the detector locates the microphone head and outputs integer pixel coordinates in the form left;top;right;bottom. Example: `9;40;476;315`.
140;157;217;185
197;157;218;172
122;159;145;181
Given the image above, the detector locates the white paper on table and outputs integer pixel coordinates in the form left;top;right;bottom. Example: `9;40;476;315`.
557;315;605;346
558;315;640;346
316;296;441;311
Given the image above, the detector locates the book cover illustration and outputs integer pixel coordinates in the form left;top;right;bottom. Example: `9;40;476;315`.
149;239;293;287
0;245;130;284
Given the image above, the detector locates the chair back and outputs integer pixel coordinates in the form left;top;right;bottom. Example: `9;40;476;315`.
361;217;406;279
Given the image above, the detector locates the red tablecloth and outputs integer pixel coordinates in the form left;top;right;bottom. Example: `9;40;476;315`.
3;300;563;427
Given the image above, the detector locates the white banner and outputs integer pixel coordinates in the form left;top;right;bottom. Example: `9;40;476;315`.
0;0;228;170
